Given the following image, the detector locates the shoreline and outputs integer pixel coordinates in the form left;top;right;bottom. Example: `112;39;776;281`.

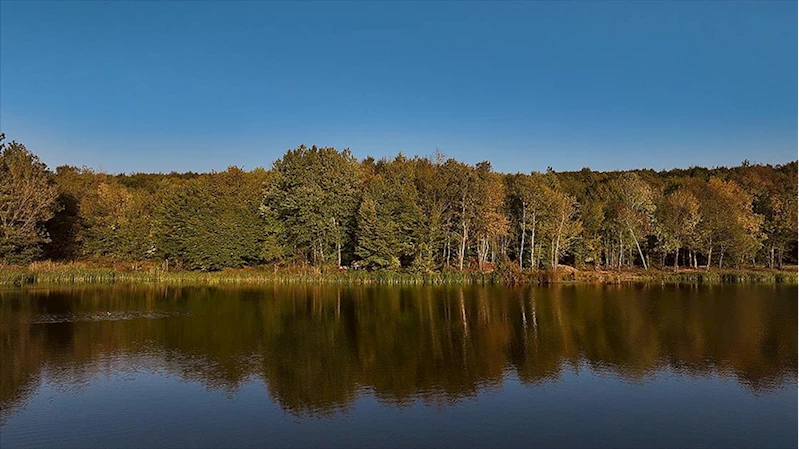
1;263;796;287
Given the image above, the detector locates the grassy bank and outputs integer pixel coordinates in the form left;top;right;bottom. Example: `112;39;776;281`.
1;262;796;287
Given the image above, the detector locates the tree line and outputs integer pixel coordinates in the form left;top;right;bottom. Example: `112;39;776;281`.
1;134;796;271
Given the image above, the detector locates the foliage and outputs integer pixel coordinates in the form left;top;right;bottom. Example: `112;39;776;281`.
263;145;362;266
0;135;59;263
1;136;796;272
356;155;422;269
153;167;269;270
655;189;700;269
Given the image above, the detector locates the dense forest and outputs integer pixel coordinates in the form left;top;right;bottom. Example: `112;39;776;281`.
1;133;797;272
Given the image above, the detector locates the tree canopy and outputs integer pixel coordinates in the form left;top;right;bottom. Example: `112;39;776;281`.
0;135;59;264
1;136;796;272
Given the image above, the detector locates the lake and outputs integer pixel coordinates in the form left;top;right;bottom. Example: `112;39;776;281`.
1;284;796;448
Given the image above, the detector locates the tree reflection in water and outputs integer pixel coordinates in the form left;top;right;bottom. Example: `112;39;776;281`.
1;284;795;418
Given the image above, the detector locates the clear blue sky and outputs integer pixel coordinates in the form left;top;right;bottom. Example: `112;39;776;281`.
1;1;796;174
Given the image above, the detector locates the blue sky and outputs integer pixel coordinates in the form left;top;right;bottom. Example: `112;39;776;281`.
0;1;796;174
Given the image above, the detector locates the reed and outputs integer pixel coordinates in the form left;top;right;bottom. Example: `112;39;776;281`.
0;262;795;287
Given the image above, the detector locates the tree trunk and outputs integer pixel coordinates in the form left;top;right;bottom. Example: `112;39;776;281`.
553;215;565;269
629;227;647;270
769;245;774;269
718;247;724;268
477;238;489;271
519;206;526;269
674;249;679;271
706;246;712;270
629;246;633;269
477;240;482;271
459;221;467;271
530;213;536;270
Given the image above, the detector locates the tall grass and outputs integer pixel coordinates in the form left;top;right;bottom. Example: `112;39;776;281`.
0;262;501;287
0;262;795;287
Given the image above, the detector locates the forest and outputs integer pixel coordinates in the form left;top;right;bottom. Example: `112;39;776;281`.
1;133;797;273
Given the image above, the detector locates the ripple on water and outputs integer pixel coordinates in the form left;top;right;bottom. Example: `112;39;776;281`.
30;311;192;324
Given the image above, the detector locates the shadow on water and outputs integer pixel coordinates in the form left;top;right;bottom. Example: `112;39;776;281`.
1;284;796;419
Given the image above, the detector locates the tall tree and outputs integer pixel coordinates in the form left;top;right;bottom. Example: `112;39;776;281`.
506;173;551;269
540;188;582;269
690;177;763;269
0;136;59;264
355;155;423;269
608;173;655;270
154;167;269;270
412;154;450;271
263;146;362;266
4;135;795;272
655;189;700;270
472;163;509;270
79;179;153;260
45;165;96;260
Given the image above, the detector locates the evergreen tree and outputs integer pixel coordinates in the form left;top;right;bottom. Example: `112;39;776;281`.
355;155;422;269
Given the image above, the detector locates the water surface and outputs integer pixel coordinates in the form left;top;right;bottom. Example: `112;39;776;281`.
1;284;796;448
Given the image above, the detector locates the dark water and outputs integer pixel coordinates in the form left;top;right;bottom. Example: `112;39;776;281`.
1;284;796;448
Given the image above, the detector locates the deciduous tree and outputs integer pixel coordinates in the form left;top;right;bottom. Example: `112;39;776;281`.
0;136;59;263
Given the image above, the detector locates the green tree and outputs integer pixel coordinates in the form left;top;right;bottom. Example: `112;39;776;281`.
506;172;552;270
3;134;792;273
45;165;95;260
355;155;422;270
0;136;59;263
355;196;400;269
411;153;450;272
263;146;362;266
440;160;480;270
80;179;153;260
154;167;268;270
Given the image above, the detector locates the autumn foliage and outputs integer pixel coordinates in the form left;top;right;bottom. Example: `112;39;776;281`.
1;135;796;272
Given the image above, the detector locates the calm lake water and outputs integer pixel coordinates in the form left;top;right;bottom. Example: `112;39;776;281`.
1;284;796;448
